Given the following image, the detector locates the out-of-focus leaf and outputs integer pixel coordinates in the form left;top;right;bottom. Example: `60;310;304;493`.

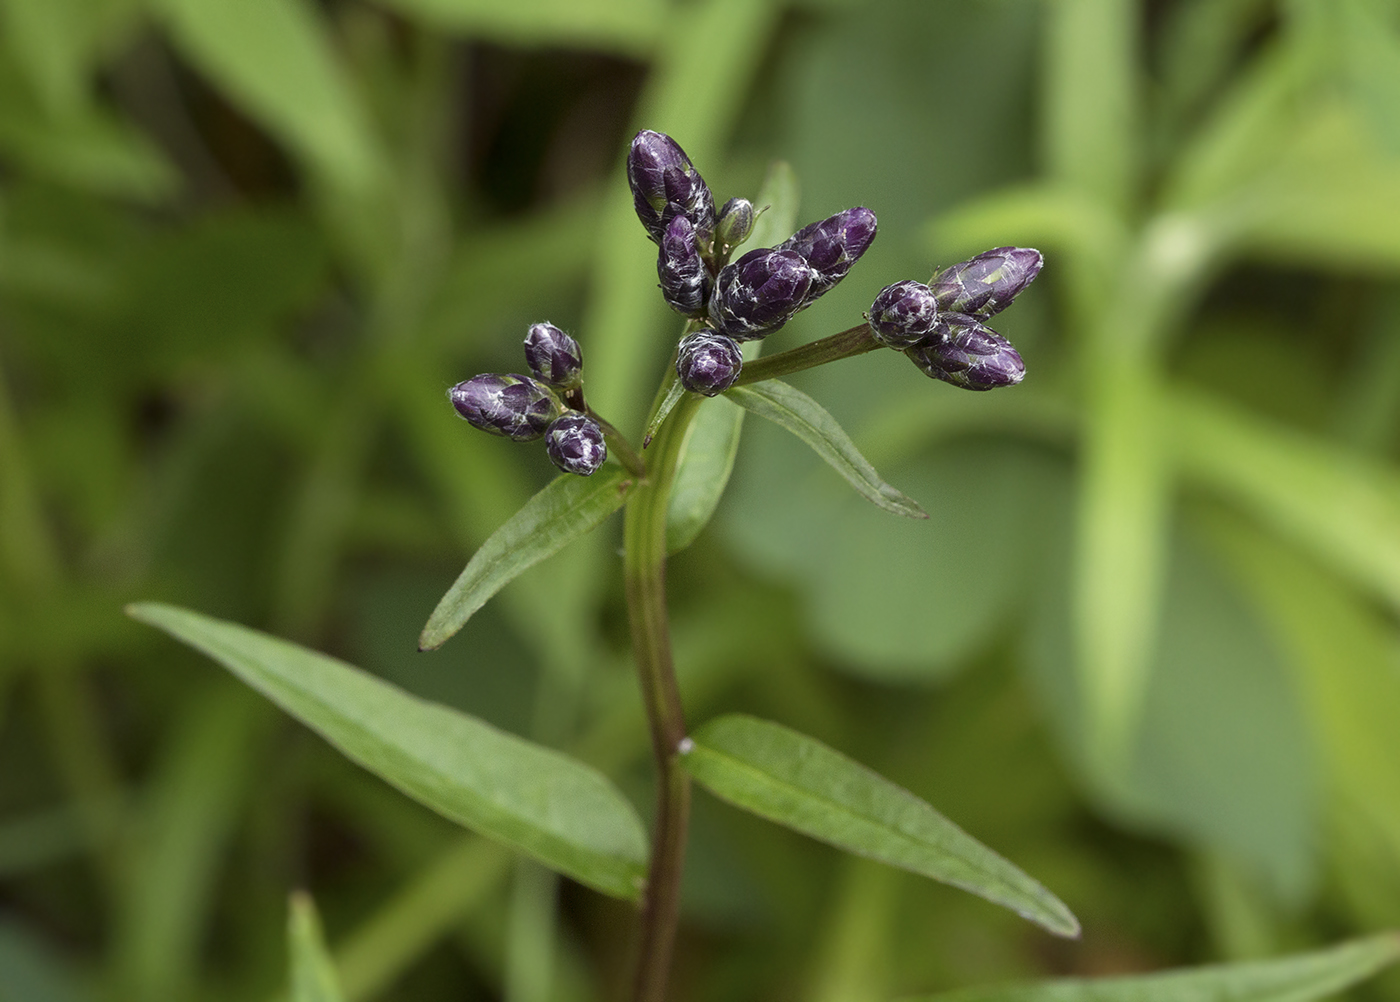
666;395;744;554
1208;515;1400;858
901;933;1400;1002
151;0;382;194
1340;0;1400;155
0;94;177;201
1074;359;1169;779
370;0;662;56
0;918;91;1002
1028;519;1316;899
664;161;801;554
1169;387;1400;613
419;467;632;651
1041;0;1139;212
115;686;266;1001
743;160;800;252
289;892;345;1002
127;603;649;899
727;381;926;519
335;838;511;1002
682;714;1080;938
582;0;781;432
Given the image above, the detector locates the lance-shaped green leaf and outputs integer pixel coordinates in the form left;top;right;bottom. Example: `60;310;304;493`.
420;467;632;651
126;604;648;900
899;933;1400;1002
726;381;926;520
681;714;1078;937
288;892;345;1002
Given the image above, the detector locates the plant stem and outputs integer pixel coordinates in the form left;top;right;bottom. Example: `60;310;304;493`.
623;392;702;1002
732;322;881;386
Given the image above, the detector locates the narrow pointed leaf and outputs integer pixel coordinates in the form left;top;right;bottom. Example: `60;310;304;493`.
726;381;926;519
666;395;745;553
420;467;632;651
900;933;1400;1002
288;892;346;1002
681;714;1078;937
127;603;648;899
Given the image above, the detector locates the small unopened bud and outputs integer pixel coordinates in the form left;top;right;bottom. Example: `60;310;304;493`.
779;206;877;301
904;313;1025;391
545;412;607;476
676;330;742;396
708;247;815;340
627;130;715;247
658;215;710;318
928;246;1043;317
868;280;938;348
449;374;562;440
523;322;583;388
715;197;755;256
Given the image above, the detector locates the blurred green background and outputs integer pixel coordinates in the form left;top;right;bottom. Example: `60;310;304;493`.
5;0;1400;999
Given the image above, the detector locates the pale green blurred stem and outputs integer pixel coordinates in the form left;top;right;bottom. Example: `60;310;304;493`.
624;392;703;1002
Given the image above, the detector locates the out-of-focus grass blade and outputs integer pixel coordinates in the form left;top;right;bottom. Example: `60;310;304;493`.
1041;0;1139;213
664;161;800;553
1074;359;1169;783
115;686;266;1001
1340;0;1400;155
127;603;649;899
288;893;345;1002
0;102;178;202
727;381;926;519
1207;514;1400;856
419;467;632;651
900;933;1400;1002
682;714;1080;938
151;0;382;195
0;918;92;1002
582;0;781;433
370;0;662;57
334;838;510;1002
1169;387;1400;612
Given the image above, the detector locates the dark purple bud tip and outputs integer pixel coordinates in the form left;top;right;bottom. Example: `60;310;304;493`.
658;215;710;318
449;374;562;440
627;130;715;246
545;412;607;476
779;206;877;300
676;330;742;396
708;247;815;340
523;322;583;388
868;280;939;348
929;246;1043;318
715;197;756;255
904;313;1025;391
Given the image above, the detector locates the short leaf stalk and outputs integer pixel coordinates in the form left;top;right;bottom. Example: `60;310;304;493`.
623;393;703;1002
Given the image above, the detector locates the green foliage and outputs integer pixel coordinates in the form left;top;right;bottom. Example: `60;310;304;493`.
288;892;347;1002
127;603;648;899
904;934;1400;1002
728;380;927;519
419;467;632;651
683;713;1080;938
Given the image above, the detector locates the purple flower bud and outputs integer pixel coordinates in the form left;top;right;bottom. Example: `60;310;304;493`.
708;247;815;340
676;330;742;396
523;322;583;388
545;412;607;476
627;130;715;247
778;206;877;300
904;313;1025;391
657;215;711;318
715;197;755;256
868;280;939;348
449;374;562;440
928;246;1043;318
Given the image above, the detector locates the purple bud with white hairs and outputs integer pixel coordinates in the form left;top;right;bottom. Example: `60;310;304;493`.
928;246;1043;318
449;374;562;440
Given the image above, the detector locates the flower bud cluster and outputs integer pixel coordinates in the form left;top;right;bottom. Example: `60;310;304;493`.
449;322;609;476
628;130;880;388
866;247;1041;392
